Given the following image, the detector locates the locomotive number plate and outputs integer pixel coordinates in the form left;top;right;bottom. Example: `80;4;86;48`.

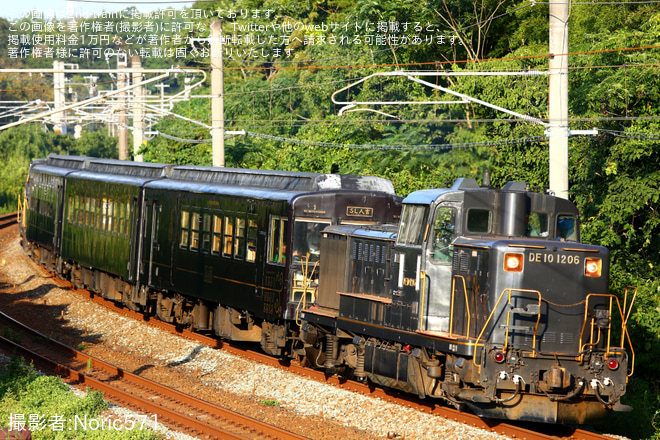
528;252;581;265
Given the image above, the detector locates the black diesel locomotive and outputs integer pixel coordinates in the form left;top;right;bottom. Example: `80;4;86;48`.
21;155;634;424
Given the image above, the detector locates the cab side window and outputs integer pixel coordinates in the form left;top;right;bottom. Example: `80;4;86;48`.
431;207;456;264
556;215;578;242
397;205;427;246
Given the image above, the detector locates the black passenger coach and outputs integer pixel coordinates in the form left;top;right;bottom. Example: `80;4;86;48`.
22;155;401;355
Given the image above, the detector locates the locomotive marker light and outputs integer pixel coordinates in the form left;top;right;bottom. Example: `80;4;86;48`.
492;350;505;363
608;358;620;371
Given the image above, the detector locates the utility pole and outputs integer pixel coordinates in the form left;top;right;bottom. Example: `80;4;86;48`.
131;56;144;162
548;1;570;199
210;20;225;167
117;55;128;160
53;60;67;134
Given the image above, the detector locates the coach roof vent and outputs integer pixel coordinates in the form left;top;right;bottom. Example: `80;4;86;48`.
46;154;92;170
86;158;173;179
171;166;396;194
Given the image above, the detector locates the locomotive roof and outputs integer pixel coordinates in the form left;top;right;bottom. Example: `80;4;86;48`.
402;178;570;209
402;178;485;204
323;224;399;240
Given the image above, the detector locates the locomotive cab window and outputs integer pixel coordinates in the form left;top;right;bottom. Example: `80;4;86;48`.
292;219;330;263
269;216;288;265
397;205;427;246
526;212;549;237
431;207;456;264
466;208;491;234
556;215;578;242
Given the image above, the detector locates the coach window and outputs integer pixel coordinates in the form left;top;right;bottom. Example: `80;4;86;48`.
125;202;132;237
85;197;91;228
109;201;116;234
113;201;121;235
67;196;73;223
556;215;578;242
118;202;124;236
223;216;234;257
180;210;190;248
247;219;258;263
79;196;85;225
235;217;246;259
466;209;491;234
293;219;330;263
190;213;201;250
431;207;456;264
96;199;103;230
212;215;222;254
269;216;288;264
397;205;427;246
201;214;211;253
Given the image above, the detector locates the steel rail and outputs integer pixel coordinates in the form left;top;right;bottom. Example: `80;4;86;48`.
0;311;308;440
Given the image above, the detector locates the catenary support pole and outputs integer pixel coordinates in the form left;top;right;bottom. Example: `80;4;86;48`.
132;56;144;162
210;20;225;167
117;55;129;160
548;0;570;199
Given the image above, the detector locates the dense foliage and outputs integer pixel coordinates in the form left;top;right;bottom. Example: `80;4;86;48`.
0;1;659;437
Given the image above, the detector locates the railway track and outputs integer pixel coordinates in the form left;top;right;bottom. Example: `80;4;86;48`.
51;276;615;440
0;311;308;440
0;212;18;229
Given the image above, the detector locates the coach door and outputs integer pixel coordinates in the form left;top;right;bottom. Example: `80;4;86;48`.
421;204;457;333
140;199;161;287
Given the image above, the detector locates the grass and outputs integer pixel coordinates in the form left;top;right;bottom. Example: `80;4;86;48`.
0;355;160;439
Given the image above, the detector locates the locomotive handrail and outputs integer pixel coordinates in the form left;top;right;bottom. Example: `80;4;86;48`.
622;287;637;339
578;293;635;377
449;275;471;339
471;288;542;368
17;194;26;228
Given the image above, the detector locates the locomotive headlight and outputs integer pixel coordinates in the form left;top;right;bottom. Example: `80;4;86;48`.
504;253;524;273
584;258;602;277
